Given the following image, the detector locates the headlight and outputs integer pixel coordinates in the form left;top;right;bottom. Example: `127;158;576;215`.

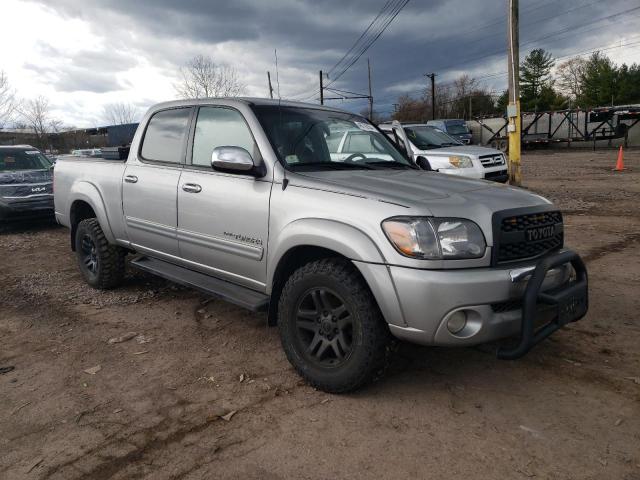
445;155;473;168
382;217;486;259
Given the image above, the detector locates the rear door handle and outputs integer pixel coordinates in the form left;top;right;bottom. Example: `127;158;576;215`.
182;183;202;193
124;175;138;184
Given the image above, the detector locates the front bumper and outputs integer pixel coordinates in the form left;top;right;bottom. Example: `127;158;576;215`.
484;170;509;183
377;250;587;355
438;166;508;183
0;195;55;221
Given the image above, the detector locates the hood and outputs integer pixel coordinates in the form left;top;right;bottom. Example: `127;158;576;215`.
0;169;53;199
291;169;549;212
416;145;502;157
291;169;552;242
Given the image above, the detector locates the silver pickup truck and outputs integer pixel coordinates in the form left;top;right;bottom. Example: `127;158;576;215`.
54;98;588;393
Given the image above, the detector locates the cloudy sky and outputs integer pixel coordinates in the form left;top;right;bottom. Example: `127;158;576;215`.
2;0;639;127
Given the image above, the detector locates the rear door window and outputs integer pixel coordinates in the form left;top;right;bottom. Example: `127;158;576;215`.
140;108;192;163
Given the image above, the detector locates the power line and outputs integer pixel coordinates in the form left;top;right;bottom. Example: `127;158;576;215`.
294;0;410;101
326;0;395;77
377;6;640;103
325;0;410;88
299;0;560;101
431;4;640;76
373;38;640;114
289;0;405;101
461;0;568;36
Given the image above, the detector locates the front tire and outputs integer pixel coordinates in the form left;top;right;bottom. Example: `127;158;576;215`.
278;258;391;393
75;218;126;289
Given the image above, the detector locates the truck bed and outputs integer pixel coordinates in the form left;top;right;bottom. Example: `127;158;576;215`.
53;155;128;242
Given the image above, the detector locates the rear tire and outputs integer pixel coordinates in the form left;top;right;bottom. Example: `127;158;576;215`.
278;258;391;393
75;218;126;289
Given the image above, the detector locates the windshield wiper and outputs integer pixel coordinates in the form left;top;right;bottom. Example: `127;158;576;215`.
289;162;374;170
364;161;416;170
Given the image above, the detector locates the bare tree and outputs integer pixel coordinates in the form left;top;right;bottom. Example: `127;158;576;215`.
393;94;428;122
102;102;140;125
19;96;61;138
453;75;479;99
556;57;587;100
175;54;245;99
0;70;18;129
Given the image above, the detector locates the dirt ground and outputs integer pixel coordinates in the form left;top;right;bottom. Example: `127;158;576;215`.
1;148;639;480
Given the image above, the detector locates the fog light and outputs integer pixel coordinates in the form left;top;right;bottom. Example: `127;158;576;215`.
447;311;467;334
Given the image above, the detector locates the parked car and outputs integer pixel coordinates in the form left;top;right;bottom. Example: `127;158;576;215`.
71;148;102;157
426;119;473;144
379;121;509;182
54;99;588;393
0;145;54;225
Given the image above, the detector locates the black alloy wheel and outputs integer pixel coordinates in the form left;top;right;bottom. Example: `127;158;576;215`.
80;234;99;275
294;287;353;368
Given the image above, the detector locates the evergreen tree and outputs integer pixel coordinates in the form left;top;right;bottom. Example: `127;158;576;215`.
615;63;640;105
496;90;509;114
520;49;555;110
579;52;618;107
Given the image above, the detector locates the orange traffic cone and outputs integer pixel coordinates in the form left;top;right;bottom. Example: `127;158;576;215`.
613;146;626;171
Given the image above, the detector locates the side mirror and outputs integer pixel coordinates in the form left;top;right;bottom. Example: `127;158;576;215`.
211;146;261;176
415;156;432;171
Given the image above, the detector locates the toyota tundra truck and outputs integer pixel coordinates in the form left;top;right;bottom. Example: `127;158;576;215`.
53;98;588;393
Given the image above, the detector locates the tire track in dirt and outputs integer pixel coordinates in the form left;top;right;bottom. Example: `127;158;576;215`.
581;232;640;264
40;379;320;480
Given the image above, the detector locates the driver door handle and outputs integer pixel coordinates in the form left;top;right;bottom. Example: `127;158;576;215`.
182;183;202;193
124;175;138;184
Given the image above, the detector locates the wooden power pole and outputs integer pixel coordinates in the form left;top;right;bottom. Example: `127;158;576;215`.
319;70;324;105
426;73;436;120
367;58;373;121
267;71;274;99
507;0;522;185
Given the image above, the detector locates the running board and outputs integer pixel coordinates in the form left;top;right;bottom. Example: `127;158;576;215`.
130;256;269;312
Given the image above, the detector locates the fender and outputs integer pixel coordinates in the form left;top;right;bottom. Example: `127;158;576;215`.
267;218;406;327
69;181;117;244
267;218;386;285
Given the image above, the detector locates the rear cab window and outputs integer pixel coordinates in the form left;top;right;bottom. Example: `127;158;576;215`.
140;108;192;164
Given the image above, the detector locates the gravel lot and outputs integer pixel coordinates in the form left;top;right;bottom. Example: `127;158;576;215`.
1;148;639;480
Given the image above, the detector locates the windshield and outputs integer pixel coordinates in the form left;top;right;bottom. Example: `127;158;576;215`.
0;149;52;172
404;126;462;149
252;105;413;170
446;123;470;135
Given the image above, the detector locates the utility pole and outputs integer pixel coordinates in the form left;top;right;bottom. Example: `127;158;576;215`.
507;0;522;185
367;58;374;121
319;70;324;105
468;95;472;120
426;73;436;120
267;71;274;99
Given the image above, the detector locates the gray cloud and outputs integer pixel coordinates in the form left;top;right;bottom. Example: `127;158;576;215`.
52;69;122;93
22;0;640;119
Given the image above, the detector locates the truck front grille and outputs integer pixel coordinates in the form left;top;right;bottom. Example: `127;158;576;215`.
479;154;506;168
493;209;564;265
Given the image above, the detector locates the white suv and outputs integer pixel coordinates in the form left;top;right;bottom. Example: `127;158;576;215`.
379;121;508;182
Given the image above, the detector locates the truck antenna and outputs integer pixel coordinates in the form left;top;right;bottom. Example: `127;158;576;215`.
275;48;288;190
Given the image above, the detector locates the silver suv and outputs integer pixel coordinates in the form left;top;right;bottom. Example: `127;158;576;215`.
53;99;588;392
